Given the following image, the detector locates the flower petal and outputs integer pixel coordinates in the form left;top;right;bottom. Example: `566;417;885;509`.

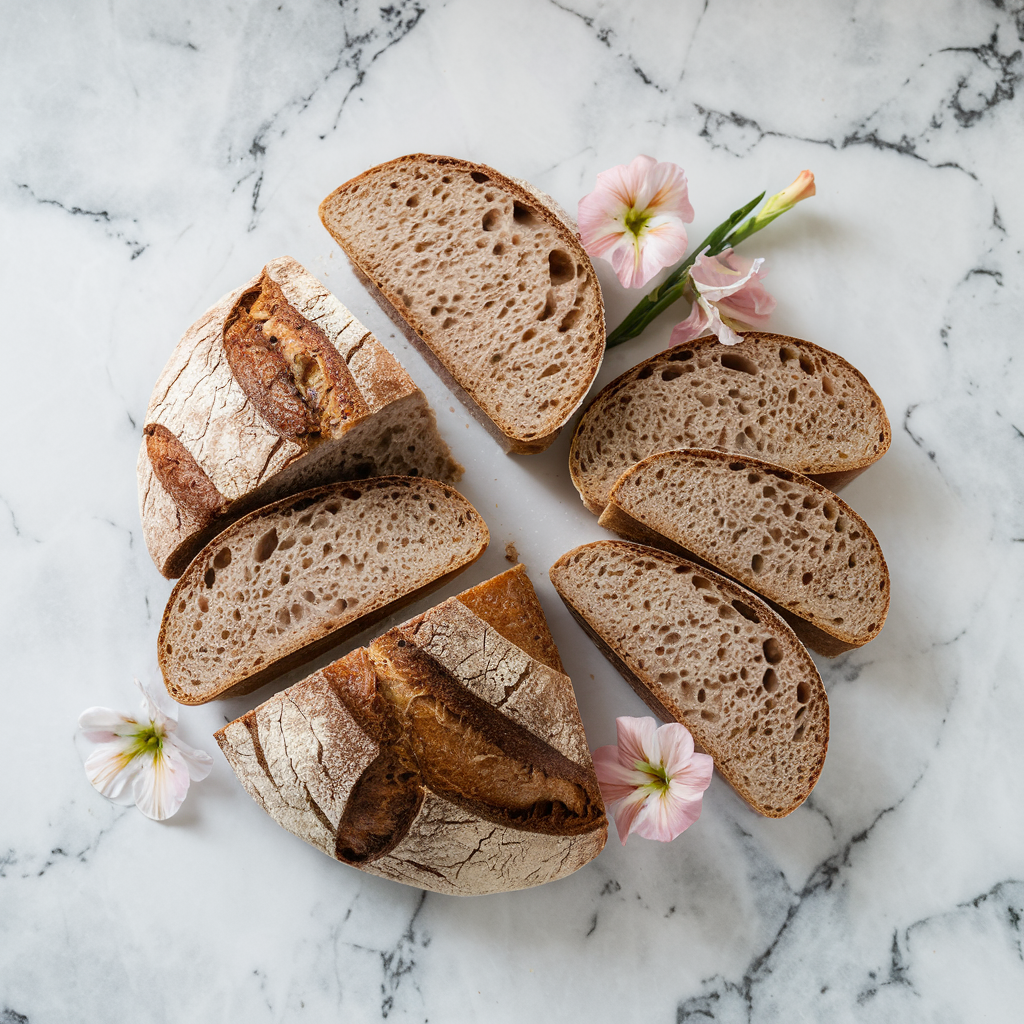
652;722;696;777
670;297;714;346
132;747;192;821
614;716;659;769
593;745;655;803
84;739;145;801
611;787;653;845
632;789;704;842
78;706;138;743
167;734;214;782
671;752;715;800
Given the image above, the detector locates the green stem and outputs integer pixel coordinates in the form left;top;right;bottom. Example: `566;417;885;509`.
605;191;766;349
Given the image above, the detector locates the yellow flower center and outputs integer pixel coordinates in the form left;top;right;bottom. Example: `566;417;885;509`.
636;759;671;793
130;723;164;759
623;207;652;239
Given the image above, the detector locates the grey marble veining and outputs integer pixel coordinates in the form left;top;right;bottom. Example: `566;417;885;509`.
2;0;1023;1020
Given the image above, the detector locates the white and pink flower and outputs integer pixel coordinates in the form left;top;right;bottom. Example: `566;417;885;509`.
593;716;713;845
78;680;213;821
578;155;694;289
671;248;776;347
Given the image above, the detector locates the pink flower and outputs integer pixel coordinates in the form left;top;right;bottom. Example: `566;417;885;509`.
578;155;694;289
670;248;776;347
78;680;213;821
592;717;713;845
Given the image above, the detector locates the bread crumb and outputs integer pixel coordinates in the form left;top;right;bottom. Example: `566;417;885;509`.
505;542;519;563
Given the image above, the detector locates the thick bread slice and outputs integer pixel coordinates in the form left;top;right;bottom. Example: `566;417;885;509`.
138;256;462;578
599;449;890;656
319;154;605;454
550;541;828;817
215;576;607;896
569;333;891;515
160;477;488;704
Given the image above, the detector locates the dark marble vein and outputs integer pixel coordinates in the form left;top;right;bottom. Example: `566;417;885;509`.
12;182;146;258
380;889;428;1018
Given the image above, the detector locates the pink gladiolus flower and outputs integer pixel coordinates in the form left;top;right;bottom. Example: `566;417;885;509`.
78;680;213;821
671;248;776;347
578;155;694;289
756;170;816;226
592;716;713;845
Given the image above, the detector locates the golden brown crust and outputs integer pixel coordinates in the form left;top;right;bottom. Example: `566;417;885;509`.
216;572;607;895
223;272;370;441
143;423;227;520
450;564;564;673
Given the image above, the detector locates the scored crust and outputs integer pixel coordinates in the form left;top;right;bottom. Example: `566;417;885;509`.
215;573;607;896
138;256;462;578
599;449;890;656
569;333;891;515
550;540;829;817
319;154;606;453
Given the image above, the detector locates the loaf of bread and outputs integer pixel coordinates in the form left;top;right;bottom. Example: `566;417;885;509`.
160;477;488;704
550;541;828;817
319;154;605;454
215;566;608;895
138;256;462;578
569;333;890;515
599;449;890;656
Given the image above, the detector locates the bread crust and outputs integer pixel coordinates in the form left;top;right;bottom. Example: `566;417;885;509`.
550;541;829;817
138;256;462;578
319;154;606;453
215;575;607;895
600;448;890;655
569;332;891;515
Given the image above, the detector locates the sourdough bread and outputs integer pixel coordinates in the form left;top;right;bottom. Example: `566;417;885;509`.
550;541;828;817
138;256;462;578
569;333;890;515
160;477;488;704
599;450;890;656
215;570;607;896
319;154;605;454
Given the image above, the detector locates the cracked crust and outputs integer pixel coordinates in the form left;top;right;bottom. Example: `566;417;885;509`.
216;570;607;895
138;256;462;578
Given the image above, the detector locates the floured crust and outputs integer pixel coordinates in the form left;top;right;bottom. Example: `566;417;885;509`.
138;256;462;578
319;154;606;454
216;573;607;895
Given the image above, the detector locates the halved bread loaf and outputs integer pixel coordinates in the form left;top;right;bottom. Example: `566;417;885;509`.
569;333;891;515
215;567;608;896
319;154;605;453
550;541;828;817
138;256;462;578
599;450;890;656
159;477;488;704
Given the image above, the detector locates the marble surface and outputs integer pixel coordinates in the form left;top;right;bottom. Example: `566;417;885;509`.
2;0;1023;1020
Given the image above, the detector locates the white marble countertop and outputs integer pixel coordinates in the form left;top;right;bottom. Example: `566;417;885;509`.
2;1;1023;1020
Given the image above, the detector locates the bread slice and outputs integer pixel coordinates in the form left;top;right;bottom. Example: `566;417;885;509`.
319;154;605;454
599;449;890;656
215;568;607;896
569;333;891;515
550;541;828;817
138;256;462;578
159;477;488;704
